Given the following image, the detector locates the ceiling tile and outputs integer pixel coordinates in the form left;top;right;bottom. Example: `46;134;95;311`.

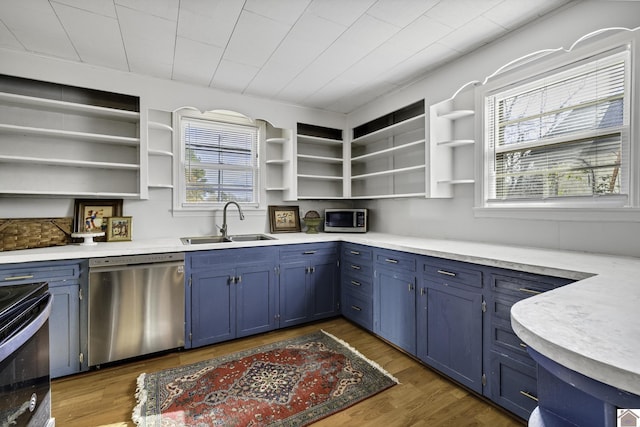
222;10;291;68
115;5;176;78
172;37;223;86
210;59;260;92
438;15;507;52
52;3;128;71
484;0;569;29
244;0;311;25
0;20;22;50
426;0;503;28
366;0;439;27
307;0;376;26
114;0;179;21
0;0;78;60
51;0;117;18
382;42;460;85
177;0;243;47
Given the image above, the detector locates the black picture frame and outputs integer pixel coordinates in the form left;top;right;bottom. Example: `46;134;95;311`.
268;205;301;233
73;199;123;240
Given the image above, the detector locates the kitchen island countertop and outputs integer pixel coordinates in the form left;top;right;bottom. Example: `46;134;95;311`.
1;232;638;397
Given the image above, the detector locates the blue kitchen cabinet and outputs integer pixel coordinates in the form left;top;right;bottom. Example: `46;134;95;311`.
341;243;374;331
373;248;418;355
278;242;340;328
485;267;574;419
187;247;277;348
419;258;484;393
0;260;83;378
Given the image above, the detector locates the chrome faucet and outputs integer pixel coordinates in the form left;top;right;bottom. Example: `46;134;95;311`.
220;201;245;238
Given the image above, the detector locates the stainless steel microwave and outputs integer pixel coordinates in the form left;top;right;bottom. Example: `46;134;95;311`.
324;209;368;233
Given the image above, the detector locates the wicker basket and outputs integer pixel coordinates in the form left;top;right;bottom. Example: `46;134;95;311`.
0;217;73;251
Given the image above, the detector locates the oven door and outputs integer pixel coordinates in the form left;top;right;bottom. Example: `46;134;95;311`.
0;291;52;427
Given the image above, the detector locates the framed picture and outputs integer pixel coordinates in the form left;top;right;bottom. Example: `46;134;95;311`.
106;216;132;242
74;199;123;239
268;205;301;233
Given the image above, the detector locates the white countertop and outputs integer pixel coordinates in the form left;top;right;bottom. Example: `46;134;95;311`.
1;232;638;395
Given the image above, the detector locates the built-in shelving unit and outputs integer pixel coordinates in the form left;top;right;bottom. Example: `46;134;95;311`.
265;122;294;200
147;109;174;190
296;123;344;199
428;89;476;198
0;74;141;198
350;100;426;199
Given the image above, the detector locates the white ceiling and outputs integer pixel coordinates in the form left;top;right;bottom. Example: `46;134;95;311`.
0;0;572;114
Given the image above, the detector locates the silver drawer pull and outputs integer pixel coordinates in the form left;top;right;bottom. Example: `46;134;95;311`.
350;250;360;255
351;305;362;311
519;390;538;402
520;342;528;349
351;280;361;286
519;288;542;295
4;274;35;281
303;251;317;255
351;264;361;270
437;269;456;277
385;258;398;264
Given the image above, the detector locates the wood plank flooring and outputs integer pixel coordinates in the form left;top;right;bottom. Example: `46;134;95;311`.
51;318;524;426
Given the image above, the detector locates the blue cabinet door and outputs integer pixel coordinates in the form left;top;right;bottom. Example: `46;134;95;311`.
236;263;277;337
374;268;416;354
423;281;483;393
190;267;236;347
310;257;339;320
279;260;311;327
50;283;80;378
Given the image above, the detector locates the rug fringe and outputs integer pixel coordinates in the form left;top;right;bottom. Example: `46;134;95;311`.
132;372;147;426
320;329;401;385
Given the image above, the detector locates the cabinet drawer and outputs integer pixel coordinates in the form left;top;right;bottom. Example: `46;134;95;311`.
342;261;373;277
374;249;416;272
490;318;532;363
490;351;538;420
423;258;482;289
279;243;337;260
489;292;522;321
342;292;372;330
342;271;373;296
342;243;373;262
0;262;80;285
190;247;275;269
489;271;572;298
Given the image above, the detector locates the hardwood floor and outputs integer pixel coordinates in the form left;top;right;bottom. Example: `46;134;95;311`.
51;318;524;426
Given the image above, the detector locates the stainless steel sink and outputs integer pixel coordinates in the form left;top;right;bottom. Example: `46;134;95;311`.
180;234;276;245
227;234;276;242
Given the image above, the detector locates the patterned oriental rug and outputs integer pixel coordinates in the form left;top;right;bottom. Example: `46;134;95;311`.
132;330;398;426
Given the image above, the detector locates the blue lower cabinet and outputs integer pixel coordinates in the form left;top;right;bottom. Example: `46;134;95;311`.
373;267;416;355
49;282;81;378
420;279;483;393
489;351;538;419
187;248;277;348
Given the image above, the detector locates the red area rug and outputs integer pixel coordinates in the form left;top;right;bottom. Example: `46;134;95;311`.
132;330;398;426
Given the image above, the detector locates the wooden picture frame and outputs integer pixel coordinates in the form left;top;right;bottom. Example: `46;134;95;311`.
268;205;301;233
106;216;132;242
73;199;123;240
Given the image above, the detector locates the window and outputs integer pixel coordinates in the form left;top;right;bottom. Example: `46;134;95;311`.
480;40;633;214
177;110;259;208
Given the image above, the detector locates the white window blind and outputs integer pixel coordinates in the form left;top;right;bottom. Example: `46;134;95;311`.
485;48;629;203
181;116;258;205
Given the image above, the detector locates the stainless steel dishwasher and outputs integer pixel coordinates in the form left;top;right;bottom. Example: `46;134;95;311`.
88;253;185;367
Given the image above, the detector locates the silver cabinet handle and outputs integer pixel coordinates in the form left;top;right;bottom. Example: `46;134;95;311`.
350;250;360;255
385;258;398;264
437;269;456;277
351;280;361;286
303;251;317;255
351;305;362;311
519;288;542;295
520;342;528;349
4;274;35;281
351;264;361;270
520;390;538;402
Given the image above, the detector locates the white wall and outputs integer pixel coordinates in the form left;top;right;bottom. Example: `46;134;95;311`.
348;1;640;258
0;48;353;239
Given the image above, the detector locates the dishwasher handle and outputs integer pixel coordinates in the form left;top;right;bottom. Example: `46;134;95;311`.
89;261;185;274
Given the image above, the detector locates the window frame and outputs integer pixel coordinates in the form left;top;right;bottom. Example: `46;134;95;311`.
172;109;263;212
474;30;640;221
